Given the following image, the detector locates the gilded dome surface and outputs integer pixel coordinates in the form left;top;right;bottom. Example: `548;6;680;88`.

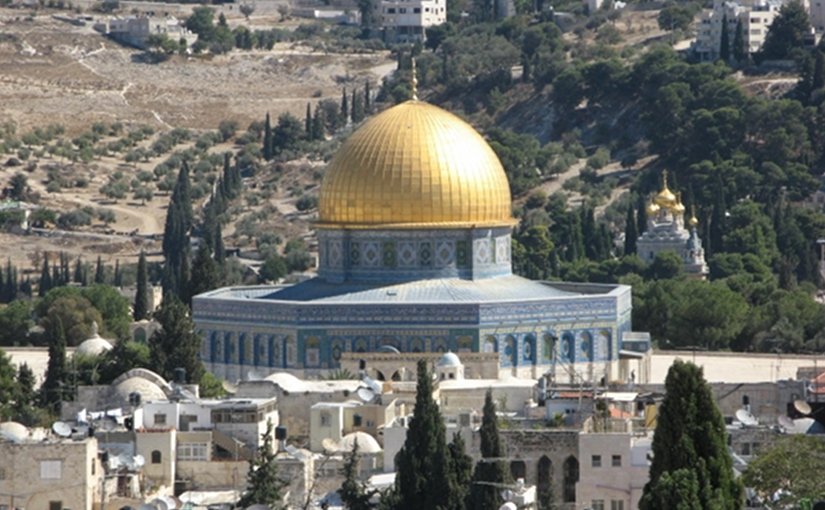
318;100;514;229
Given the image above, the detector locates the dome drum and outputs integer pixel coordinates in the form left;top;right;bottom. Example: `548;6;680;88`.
317;226;513;283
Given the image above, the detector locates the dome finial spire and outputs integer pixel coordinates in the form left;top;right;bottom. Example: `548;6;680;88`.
662;170;669;191
411;55;418;101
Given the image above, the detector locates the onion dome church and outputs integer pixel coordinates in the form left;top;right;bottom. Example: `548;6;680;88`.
636;173;708;279
192;95;635;383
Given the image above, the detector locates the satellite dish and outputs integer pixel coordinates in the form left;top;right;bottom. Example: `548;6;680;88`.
362;376;383;395
322;438;340;453
794;399;812;416
52;421;72;437
778;415;795;430
356;387;376;403
133;454;145;468
736;409;758;427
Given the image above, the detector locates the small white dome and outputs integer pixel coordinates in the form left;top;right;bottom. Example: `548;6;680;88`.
339;431;382;454
76;336;113;357
0;421;29;442
114;377;167;404
265;372;305;393
437;351;462;368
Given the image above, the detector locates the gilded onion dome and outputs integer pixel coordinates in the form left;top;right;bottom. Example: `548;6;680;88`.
653;171;678;209
672;193;686;214
317;100;515;229
646;202;660;215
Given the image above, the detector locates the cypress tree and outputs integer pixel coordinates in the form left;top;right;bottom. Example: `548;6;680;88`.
733;19;746;64
639;361;742;510
214;223;226;266
305;102;312;137
94;255;105;284
636;193;648;235
351;87;365;123
720;14;731;62
0;266;4;303
52;265;61;289
7;261;18;301
172;161;193;232
73;258;83;284
339;438;375;510
189;243;221;299
468;390;509;510
263;112;273;161
41;316;67;412
134;250;150;321
447;432;473;510
39;256;51;297
113;259;122;287
311;106;326;141
148;295;203;383
60;252;69;285
394;359;451;510
238;420;286;509
709;174;726;256
364;81;371;112
341;87;349;125
625;203;638;255
813;50;825;91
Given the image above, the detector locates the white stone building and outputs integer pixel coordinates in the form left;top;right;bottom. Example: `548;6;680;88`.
693;0;782;61
0;423;103;510
376;0;447;43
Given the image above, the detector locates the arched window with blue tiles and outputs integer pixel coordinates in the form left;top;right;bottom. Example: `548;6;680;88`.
561;332;575;363
483;335;497;353
542;333;556;362
505;335;517;366
578;331;593;361
223;333;233;364
523;334;536;364
238;334;247;366
210;332;219;363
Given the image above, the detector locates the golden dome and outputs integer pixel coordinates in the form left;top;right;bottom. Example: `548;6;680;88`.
318;100;514;229
688;215;699;227
646;202;660;215
653;171;677;208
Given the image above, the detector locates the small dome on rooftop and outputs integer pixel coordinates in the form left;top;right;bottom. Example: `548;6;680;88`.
76;336;113;357
340;431;382;454
0;421;29;443
114;377;167;405
437;351;462;368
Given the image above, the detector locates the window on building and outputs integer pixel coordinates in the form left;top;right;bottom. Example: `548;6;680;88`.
591;500;605;510
591;454;602;467
611;501;624;510
40;460;62;480
178;443;209;461
387;7;395;13
151;450;162;464
320;411;331;427
49;501;62;510
414;7;421;12
612;454;622;467
154;413;167;425
353;414;363;427
0;468;5;479
399;7;406;12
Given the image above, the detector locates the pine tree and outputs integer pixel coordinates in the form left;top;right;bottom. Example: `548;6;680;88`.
263;112;273;161
305;102;312;137
38;255;51;297
341;87;349;125
134;250;150;321
639;361;742;510
339;438;376;510
94;256;105;284
148;295;204;383
468;390;509;510
41;316;68;412
624;203;638;255
394;359;451;510
720;14;731;62
733;19;746;64
238;420;286;509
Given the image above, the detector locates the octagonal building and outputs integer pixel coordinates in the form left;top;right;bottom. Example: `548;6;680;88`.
192;99;635;383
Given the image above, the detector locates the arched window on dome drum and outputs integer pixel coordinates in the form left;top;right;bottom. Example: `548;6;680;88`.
523;335;536;364
238;334;246;366
210;332;219;363
561;332;575;363
223;333;232;365
483;335;497;353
